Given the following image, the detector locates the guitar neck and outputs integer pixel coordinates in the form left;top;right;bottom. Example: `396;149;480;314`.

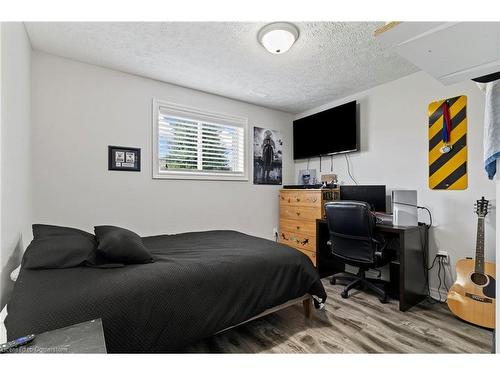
475;217;485;273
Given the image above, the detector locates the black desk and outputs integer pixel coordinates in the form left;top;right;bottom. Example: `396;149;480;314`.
316;219;428;312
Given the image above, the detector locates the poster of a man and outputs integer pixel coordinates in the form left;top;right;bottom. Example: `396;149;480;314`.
297;169;317;185
253;127;282;185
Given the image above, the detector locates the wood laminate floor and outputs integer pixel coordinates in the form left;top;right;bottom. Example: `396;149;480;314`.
183;279;493;353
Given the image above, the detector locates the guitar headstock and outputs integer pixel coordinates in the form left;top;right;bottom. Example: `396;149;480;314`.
475;197;490;218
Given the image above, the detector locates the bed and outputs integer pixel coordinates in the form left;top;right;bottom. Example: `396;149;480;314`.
5;230;326;353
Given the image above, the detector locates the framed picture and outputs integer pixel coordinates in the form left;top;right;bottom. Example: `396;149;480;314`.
298;169;317;185
253;127;283;185
108;146;141;172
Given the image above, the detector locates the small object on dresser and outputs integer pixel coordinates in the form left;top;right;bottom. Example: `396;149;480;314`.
297;169;317;185
321;173;338;187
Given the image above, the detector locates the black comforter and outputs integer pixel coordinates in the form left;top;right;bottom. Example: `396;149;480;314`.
6;230;326;352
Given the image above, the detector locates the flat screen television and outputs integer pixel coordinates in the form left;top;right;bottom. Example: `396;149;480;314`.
293;100;358;160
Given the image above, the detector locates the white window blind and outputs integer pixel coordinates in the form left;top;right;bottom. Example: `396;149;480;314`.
153;101;247;180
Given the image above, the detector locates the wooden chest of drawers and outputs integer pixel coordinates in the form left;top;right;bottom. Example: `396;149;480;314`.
278;188;339;265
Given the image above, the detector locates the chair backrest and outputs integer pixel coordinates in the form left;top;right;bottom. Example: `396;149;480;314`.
324;201;377;264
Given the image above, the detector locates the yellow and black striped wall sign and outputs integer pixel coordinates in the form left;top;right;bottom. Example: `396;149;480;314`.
428;95;468;190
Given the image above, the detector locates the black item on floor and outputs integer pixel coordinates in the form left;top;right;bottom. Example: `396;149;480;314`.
325;201;392;303
5;230;326;353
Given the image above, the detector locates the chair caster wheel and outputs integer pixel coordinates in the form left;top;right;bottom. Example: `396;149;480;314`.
341;291;348;299
330;278;336;285
379;296;388;304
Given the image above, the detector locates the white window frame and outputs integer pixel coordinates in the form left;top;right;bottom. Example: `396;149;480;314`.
152;99;249;181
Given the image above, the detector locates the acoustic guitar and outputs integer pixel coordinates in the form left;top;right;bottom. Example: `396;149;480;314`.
447;197;495;329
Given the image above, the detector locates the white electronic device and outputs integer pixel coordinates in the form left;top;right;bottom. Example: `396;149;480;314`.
392;190;418;226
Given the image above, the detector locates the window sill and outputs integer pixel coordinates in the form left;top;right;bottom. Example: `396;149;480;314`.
153;171;248;181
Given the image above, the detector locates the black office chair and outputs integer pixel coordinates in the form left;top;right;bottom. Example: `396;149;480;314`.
324;201;391;303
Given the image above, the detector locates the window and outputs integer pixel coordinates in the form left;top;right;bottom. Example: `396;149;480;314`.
153;100;248;180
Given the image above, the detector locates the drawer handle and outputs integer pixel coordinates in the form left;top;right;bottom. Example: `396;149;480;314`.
296;226;300;230
296;197;301;202
296;212;300;216
288;198;291;203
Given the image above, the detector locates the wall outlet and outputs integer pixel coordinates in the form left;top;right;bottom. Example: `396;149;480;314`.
436;250;449;264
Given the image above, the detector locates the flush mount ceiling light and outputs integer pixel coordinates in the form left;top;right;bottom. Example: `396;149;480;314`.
258;22;299;55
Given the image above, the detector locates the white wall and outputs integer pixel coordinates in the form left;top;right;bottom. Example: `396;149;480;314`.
0;23;32;311
294;71;496;297
31;51;294;241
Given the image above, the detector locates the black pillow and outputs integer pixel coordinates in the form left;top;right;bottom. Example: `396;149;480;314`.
23;235;96;269
94;226;153;264
32;224;95;241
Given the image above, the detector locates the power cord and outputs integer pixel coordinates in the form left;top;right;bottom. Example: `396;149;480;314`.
436;258;443;302
418;206;433;228
344;154;358;185
424;254;440;304
439;256;450;302
392;201;433;228
424;254;451;304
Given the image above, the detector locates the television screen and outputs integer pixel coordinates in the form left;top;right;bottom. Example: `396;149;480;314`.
293;101;358;160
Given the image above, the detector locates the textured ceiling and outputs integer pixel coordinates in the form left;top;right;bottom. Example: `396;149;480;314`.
25;22;418;113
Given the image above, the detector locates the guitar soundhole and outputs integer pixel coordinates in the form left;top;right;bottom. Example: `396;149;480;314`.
470;272;488;286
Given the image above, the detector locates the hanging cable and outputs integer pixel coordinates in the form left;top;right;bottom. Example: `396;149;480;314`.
423;254;440;304
440;257;449;301
443;259;454;293
330;154;333;172
392;201;433;228
344;154;358;185
418;206;433;228
436;260;443;302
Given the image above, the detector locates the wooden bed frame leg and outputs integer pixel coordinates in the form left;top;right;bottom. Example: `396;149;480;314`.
302;298;312;319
